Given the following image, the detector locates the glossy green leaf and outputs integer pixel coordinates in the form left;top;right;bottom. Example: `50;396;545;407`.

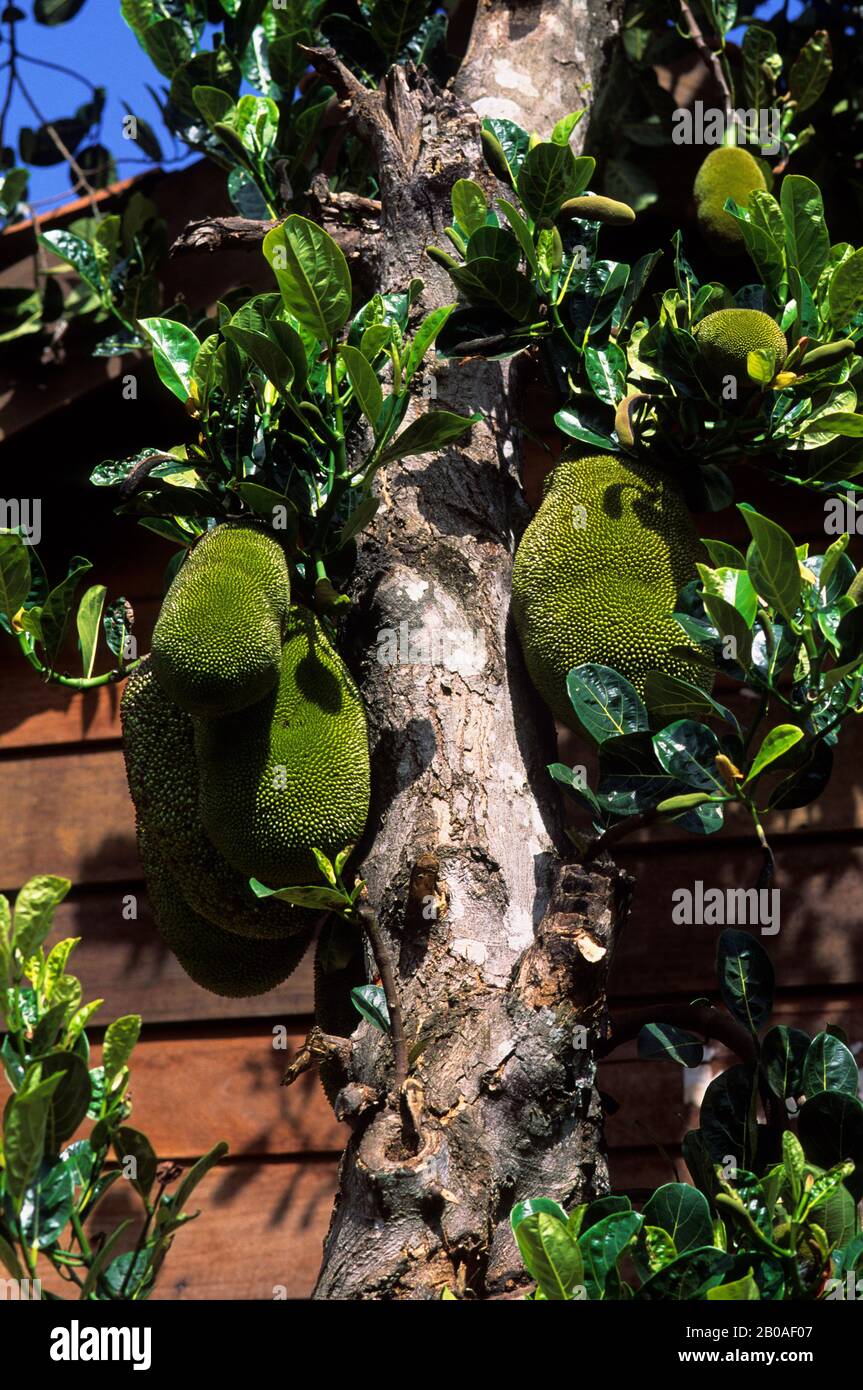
340;344;383;429
517;141;588;226
707;1270;761;1300
40;556;93;671
700;1064;758;1168
788;30;833;112
798;1092;863;1198
638;1023;704;1067
114;1125;158;1198
828;248;863;329
75;584;106;679
0;530;31;623
579;1210;642;1298
744;724;804;784
515;1210;584;1300
263;216;351;341
652;720;726;795
351;984;390;1032
103;1014;141;1083
172;1140;230;1215
139;316;200;401
760;1025;809;1100
717;930;775;1035
13;875;71;959
377;409;479;466
739;504;801;624
402;304;455;385
643;1183;713;1255
451;179;488;237
803;1032;860;1098
447;258;539;323
566;664;649;746
780;175;829;292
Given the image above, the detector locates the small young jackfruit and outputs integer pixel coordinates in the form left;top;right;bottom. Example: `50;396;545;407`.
121;659;306;941
139;829;314;997
693;147;766;255
511;454;706;723
695;308;787;386
151;523;291;716
195;605;371;886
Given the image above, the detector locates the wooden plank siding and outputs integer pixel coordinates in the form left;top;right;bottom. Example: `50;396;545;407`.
3;358;863;1296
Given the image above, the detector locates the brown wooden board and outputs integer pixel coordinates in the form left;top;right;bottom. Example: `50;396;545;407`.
35;1159;339;1301
44;892;317;1023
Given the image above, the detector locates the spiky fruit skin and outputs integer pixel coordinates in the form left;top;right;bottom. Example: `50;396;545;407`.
121;659;306;941
195;605;371;885
151;523;291;716
693;146;766;254
139;828;313;998
694;308;787;386
511;455;706;724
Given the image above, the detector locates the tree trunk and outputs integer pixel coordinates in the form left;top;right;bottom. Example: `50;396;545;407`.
308;2;630;1301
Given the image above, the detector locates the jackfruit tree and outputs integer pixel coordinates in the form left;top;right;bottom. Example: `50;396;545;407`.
4;0;863;1313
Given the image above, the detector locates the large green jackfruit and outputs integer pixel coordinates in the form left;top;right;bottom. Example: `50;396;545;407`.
139;829;314;997
151;523;291;716
122;659;306;941
511;455;706;723
695;309;787;386
693;146;766;255
195;605;370;885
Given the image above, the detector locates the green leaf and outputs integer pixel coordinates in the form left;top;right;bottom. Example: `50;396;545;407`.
75;584;106;679
798;1092;863;1199
700;1065;758;1169
717;929;775;1035
34;0;88;24
584;342;627;406
566;664;649;746
0;530;31;623
103;1014;141;1083
517;142;589;226
803;1032;859;1098
551;111;584;146
339;344;383;430
447;258;539;323
351;984;390;1032
39;1052;92;1149
642;1183;714;1255
496;198;541;277
370;0;429;60
579;1210;643;1298
40;556;93;671
249;877;349;911
810;411;863;437
738;504;801;625
377;409;479;467
0;1231;24;1280
744;724;803;784
638;1246;734;1300
40;229;100;291
780;175;829;293
263;216;352;342
652;720;727;795
403;304;455;385
79;1218;134;1299
760;1025;809;1100
222;298;301;394
788;30;833;113
514;1210;584;1300
139;316;200;401
828;249;863;329
138;17;192;78
114;1126;158;1197
742;24;781;111
638;1023;704;1067
451;179;488;238
3;1075;64;1211
13;875;71;958
644;672;738;733
172;1140;229;1215
511;1197;570;1229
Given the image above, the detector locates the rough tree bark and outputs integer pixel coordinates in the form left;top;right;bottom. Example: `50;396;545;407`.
297;1;633;1301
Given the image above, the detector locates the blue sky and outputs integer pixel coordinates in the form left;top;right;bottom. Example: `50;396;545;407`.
1;3;197;210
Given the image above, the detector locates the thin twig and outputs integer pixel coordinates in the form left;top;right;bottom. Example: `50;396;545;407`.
677;0;734;128
356;899;408;1093
600;1001;757;1063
